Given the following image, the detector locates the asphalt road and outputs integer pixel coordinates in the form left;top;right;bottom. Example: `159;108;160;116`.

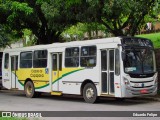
0;90;160;120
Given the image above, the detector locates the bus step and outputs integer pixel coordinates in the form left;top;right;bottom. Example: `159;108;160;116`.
51;91;62;96
10;88;19;90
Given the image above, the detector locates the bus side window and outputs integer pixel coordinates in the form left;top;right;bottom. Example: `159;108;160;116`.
4;53;9;69
20;52;32;68
65;47;79;67
33;50;48;68
80;46;96;67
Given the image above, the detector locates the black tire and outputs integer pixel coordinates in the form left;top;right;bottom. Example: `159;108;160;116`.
24;81;36;98
83;83;97;103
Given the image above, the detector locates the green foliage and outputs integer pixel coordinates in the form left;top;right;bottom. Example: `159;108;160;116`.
0;0;80;44
62;22;106;41
158;15;160;21
75;0;159;36
0;0;160;45
65;0;81;6
62;23;84;41
0;25;14;48
6;1;32;24
0;0;34;47
142;0;160;28
1;0;33;22
22;29;37;46
23;29;32;37
0;118;29;120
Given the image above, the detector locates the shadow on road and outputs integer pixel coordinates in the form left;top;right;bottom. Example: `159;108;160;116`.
0;89;157;106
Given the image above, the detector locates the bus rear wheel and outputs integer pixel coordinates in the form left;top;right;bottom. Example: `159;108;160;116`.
83;83;97;103
24;81;36;98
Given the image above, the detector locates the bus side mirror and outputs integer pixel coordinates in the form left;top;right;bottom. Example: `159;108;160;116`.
121;51;126;61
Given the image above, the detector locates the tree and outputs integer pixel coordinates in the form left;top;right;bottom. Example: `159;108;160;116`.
0;24;17;48
62;22;106;41
0;0;159;46
0;0;78;44
22;29;37;46
0;25;10;48
0;0;34;46
75;0;159;36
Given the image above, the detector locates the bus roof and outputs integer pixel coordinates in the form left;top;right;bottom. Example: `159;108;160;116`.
3;37;122;52
3;36;152;52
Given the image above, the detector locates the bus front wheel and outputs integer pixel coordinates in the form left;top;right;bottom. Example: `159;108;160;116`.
24;81;36;98
83;83;97;103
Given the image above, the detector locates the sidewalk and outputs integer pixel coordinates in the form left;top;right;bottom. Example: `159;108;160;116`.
1;88;160;102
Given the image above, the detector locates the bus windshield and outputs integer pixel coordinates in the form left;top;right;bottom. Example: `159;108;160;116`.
124;48;155;74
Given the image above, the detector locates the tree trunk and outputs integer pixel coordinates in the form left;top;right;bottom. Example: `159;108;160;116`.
111;29;124;36
35;30;62;45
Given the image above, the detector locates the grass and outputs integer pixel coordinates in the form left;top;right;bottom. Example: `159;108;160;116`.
136;32;160;48
0;118;41;120
0;118;29;120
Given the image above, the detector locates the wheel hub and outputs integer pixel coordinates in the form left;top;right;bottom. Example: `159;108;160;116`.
27;85;32;95
86;88;94;99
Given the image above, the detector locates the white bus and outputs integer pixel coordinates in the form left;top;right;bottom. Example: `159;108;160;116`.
2;37;158;103
0;52;3;89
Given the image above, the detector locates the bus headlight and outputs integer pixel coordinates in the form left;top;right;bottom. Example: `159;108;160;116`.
154;73;158;85
123;77;130;85
154;76;158;85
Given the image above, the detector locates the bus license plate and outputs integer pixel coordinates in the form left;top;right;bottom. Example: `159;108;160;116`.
133;83;145;87
133;83;140;87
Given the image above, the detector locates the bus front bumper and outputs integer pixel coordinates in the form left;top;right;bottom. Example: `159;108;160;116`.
123;85;157;97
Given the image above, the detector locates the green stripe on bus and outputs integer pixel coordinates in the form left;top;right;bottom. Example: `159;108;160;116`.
18;80;24;86
18;80;49;89
35;83;49;89
18;68;84;89
52;68;84;84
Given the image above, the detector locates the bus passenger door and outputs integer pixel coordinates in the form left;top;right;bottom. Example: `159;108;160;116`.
11;56;18;88
101;49;115;95
52;53;62;91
